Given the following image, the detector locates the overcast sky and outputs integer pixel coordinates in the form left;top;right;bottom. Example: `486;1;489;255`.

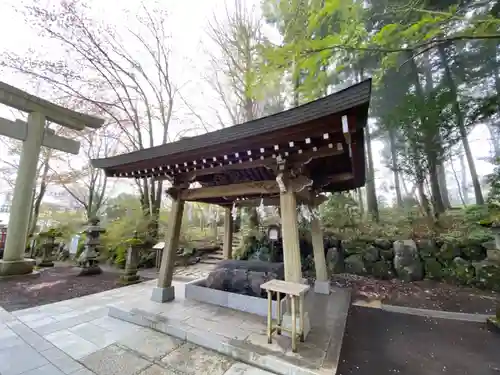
0;0;495;211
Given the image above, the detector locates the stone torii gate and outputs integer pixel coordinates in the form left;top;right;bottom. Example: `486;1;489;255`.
0;81;104;277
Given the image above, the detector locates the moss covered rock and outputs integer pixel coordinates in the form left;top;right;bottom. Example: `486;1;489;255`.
345;254;366;275
342;240;368;256
373;238;392;250
326;247;344;274
363;245;380;263
372;260;394;280
424;258;443;280
380;248;395;261
417;239;439;258
393;240;424;282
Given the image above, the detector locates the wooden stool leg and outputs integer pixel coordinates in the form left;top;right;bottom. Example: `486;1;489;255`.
299;294;305;342
291;295;297;352
267;290;273;344
276;291;281;335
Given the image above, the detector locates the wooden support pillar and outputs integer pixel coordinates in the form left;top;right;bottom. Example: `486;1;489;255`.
223;206;233;259
311;215;330;294
277;174;302;283
277;171;311;340
151;190;184;303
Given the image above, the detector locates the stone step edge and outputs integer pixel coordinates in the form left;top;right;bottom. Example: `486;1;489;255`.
107;305;320;375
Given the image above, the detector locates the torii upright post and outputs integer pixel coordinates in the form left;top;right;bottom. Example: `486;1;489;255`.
0;81;104;277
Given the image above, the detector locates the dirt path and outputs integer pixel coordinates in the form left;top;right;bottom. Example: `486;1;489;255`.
337;306;500;375
0;266;152;311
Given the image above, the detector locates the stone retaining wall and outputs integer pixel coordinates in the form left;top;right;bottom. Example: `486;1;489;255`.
327;238;500;291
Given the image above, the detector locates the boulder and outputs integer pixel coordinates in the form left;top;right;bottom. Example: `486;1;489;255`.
363;245;380;263
424;258;443;280
452;257;475;286
393;240;424;282
324;235;341;250
345;254;366;275
206;260;285;297
373;238;392;250
326;247;344;274
379;248;395;261
215;260;284;276
342;240;367;256
372;260;394;280
438;242;461;262
416;239;439;258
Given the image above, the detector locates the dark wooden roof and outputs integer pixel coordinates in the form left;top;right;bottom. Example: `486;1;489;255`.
91;79;372;203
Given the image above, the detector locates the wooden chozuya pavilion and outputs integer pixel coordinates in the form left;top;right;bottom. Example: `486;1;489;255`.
91;79;371;309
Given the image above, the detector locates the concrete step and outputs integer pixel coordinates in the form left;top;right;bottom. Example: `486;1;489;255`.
199;258;221;265
207;254;224;260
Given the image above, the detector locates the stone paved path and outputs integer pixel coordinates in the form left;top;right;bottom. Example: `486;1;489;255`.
0;280;272;375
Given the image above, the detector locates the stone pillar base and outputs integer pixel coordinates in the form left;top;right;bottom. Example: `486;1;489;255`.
120;274;141;285
77;265;102;276
151;286;175;303
37;260;54;268
0;258;36;277
281;311;311;341
314;280;330;295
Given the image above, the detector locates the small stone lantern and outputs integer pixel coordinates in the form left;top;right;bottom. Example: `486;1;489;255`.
77;217;104;276
38;229;59;267
120;231;142;285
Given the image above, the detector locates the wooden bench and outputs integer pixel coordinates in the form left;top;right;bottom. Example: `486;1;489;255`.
260;279;310;352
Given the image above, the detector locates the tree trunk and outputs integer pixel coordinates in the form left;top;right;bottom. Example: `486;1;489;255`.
451;157;467;206
487;123;500;160
407;55;445;214
438;44;484;205
417;178;432;219
428;156;445;215
356;188;365;217
389;128;403;207
364;123;379;221
437;164;451;209
460;150;468;205
28;155;51;238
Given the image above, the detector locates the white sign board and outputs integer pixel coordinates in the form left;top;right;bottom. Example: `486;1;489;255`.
69;235;80;255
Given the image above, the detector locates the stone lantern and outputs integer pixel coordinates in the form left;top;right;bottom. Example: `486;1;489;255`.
38;230;59;267
77;217;104;276
120;231;142;285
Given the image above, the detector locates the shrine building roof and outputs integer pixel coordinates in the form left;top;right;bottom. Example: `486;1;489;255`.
91;79;372;205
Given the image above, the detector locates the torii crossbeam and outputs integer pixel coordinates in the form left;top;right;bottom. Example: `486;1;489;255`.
0;81;104;277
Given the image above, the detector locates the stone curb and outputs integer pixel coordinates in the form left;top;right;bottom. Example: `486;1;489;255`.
381;304;491;322
352;300;491;323
107;305;320;375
